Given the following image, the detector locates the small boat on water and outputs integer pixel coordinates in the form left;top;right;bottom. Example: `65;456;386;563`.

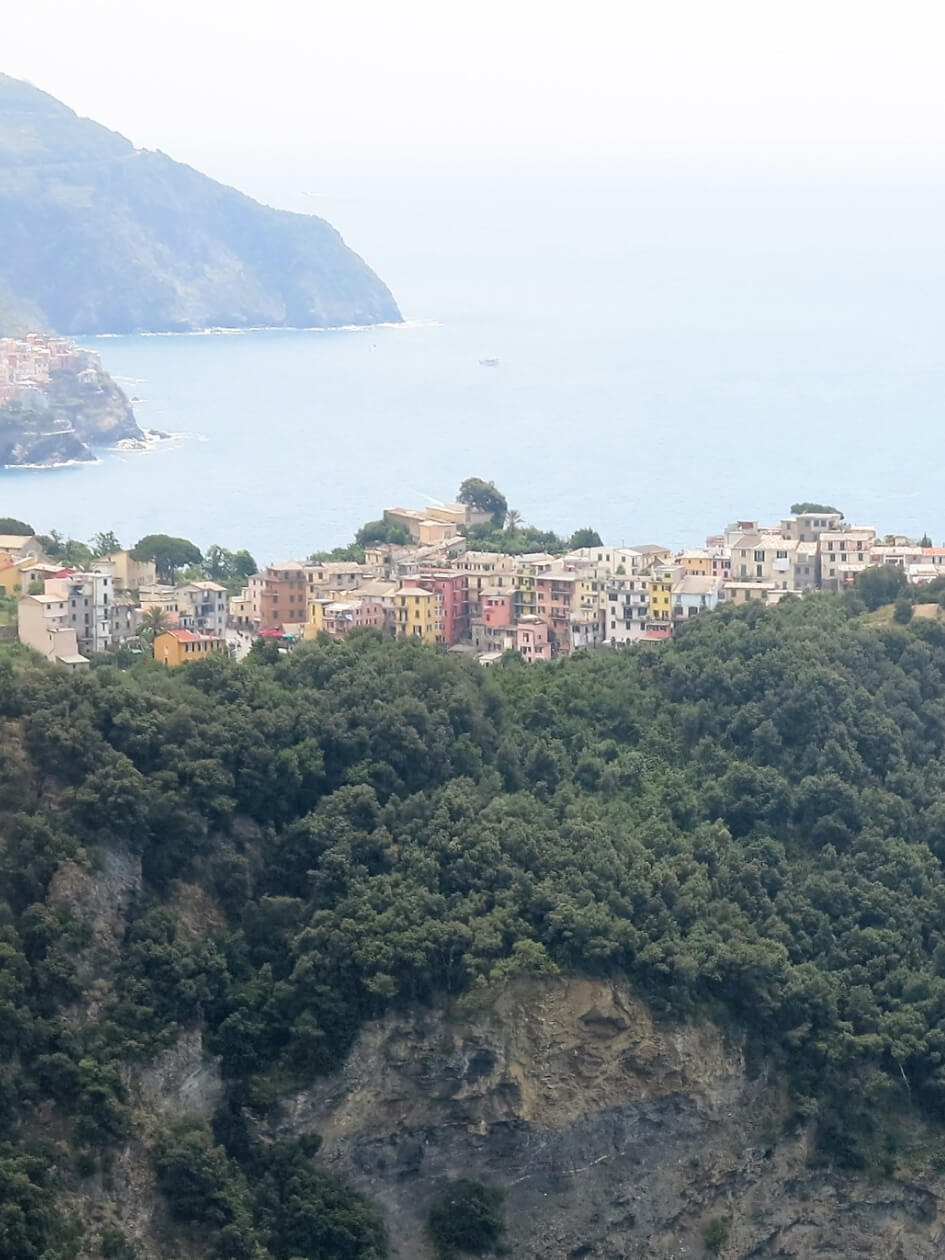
479;357;499;367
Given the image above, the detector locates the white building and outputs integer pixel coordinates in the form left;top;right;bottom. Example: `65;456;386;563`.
43;565;119;655
17;594;89;669
178;581;228;637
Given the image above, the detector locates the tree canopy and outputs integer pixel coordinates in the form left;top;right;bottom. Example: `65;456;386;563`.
791;502;843;517
0;516;33;535
458;478;508;527
6;593;945;1249
568;527;603;549
131;534;203;581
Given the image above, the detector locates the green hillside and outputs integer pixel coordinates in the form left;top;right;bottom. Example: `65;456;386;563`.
0;74;401;334
4;595;945;1255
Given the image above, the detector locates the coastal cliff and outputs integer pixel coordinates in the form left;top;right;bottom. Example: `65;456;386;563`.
0;74;402;334
0;359;145;466
61;971;945;1260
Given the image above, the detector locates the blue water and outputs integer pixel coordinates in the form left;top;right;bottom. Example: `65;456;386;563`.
3;150;945;560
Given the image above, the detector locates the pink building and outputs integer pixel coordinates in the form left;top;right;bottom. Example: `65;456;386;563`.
515;617;551;661
322;599;385;637
418;569;469;645
480;591;515;628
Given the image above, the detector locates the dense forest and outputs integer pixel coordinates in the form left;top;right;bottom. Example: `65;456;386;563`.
5;592;945;1255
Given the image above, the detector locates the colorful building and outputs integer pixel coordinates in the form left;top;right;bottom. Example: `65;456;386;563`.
250;562;307;629
393;586;442;642
154;628;225;666
647;573;674;624
417;570;469;644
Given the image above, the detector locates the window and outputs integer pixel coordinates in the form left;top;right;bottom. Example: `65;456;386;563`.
776;550;787;560
754;550;765;562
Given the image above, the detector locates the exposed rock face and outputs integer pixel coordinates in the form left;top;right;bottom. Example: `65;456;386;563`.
0;363;144;465
0;74;402;334
263;977;945;1259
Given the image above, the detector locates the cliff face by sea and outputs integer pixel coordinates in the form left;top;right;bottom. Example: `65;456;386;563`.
0;74;402;335
0;364;144;466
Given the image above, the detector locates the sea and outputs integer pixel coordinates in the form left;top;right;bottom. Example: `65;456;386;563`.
3;146;945;560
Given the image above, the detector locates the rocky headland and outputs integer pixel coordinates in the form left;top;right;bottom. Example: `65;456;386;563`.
0;357;145;466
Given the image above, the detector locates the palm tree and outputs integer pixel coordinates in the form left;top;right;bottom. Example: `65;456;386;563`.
139;606;171;642
505;509;523;534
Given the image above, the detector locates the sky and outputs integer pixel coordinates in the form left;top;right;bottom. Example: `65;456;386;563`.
4;0;945;167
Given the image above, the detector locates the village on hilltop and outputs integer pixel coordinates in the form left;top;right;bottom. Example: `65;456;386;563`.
0;333;104;410
2;496;942;671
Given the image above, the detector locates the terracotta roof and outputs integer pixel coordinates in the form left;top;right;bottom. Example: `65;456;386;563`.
163;629;222;643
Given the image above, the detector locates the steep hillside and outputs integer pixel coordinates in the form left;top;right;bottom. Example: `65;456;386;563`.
5;599;945;1257
0;74;401;334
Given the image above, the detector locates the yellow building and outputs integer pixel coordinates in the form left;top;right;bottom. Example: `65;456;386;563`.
514;570;538;616
304;598;332;640
393;586;442;642
100;550;158;591
154;629;225;666
675;549;713;577
647;574;673;623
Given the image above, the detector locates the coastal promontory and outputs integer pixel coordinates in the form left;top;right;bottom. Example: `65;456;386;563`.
0;74;402;335
0;334;145;466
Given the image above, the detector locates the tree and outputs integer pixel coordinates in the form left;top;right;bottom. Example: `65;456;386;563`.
704;1217;731;1254
569;527;603;549
230;549;257;580
355;520;409;547
791;502;843;517
139;607;171;641
90;531;121;558
920;533;933;548
131;534;202;582
203;545;258;583
0;517;33;535
202;545;233;581
428;1180;505;1259
458;478;508;528
504;510;522;534
60;539;93;569
893;598;914;625
856;565;907;611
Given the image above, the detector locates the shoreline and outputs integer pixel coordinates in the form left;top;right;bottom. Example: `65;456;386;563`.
0;428;174;471
91;318;439;338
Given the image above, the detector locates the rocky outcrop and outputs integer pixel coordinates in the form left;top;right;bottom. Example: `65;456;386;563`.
261;976;945;1259
0;363;145;465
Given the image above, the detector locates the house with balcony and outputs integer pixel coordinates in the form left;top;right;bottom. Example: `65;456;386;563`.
43;566;119;655
392;586;442;643
817;528;878;591
178;581;228;637
250;562;307;630
729;533;800;590
602;576;651;645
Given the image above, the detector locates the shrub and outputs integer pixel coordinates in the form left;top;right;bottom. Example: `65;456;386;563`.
703;1216;731;1254
428;1179;506;1258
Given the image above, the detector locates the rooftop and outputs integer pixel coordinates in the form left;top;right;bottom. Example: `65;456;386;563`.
162;629;223;643
673;575;721;595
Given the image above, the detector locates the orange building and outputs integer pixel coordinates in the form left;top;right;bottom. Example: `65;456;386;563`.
154;629;225;667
